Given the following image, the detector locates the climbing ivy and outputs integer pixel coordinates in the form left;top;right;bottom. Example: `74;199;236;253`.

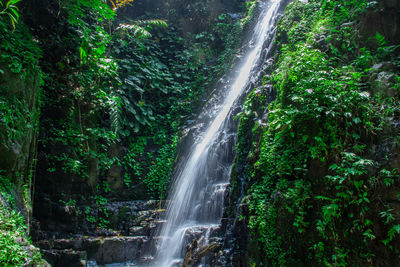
234;0;400;265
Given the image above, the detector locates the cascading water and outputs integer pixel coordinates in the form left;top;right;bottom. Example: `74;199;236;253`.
151;1;284;266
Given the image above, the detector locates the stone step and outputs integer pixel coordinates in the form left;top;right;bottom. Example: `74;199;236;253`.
36;236;151;265
42;249;86;267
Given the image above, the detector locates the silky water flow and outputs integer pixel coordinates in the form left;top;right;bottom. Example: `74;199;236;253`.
150;1;284;266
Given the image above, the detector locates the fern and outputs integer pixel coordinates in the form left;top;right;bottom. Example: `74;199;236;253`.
117;19;168;38
135;19;168;27
109;96;121;135
117;24;152;38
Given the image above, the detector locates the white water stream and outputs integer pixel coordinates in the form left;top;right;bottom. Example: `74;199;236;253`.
151;1;283;266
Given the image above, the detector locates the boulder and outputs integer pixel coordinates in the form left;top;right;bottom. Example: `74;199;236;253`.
42;249;86;267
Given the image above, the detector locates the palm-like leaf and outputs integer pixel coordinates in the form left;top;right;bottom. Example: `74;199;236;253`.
135;19;168;28
109;95;121;135
0;0;21;31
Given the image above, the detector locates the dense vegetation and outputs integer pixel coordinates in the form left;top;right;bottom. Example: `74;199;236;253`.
0;0;246;264
0;181;44;266
232;0;400;265
1;0;400;265
0;0;45;264
29;0;245;233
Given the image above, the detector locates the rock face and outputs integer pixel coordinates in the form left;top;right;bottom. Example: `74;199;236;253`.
37;236;148;265
359;0;400;45
0;65;40;180
29;0;247;251
0;63;41;221
220;0;400;265
33;200;166;265
183;240;220;267
41;249;87;267
33;199;166;238
34;199;230;266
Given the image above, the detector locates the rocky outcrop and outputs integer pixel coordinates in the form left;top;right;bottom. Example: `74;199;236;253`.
33;200;166;238
37;236;149;265
183;239;220;267
0;59;41;222
33;200;166;265
359;0;400;45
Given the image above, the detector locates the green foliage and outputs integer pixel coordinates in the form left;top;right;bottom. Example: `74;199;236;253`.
0;11;42;189
144;133;179;198
92;194;111;228
0;176;43;266
0;9;43;265
79;193;111;228
0;96;32;142
241;0;258;26
0;0;21;30
239;0;400;265
0;16;42;75
117;19;168;39
30;0;245;230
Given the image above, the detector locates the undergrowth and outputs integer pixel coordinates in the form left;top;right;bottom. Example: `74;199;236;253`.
0;175;43;266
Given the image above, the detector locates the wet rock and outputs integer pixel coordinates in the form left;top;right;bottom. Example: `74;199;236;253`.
371;61;397;72
36;239;84;251
54;239;84;250
377;71;395;86
87;236;148;264
42;249;87;267
94;228;119;237
359;1;400;45
369;62;398;98
34;196;52;218
184;226;209;241
38;236;150;265
35;240;52;250
35;200;169;265
129;226;147;236
183;237;221;267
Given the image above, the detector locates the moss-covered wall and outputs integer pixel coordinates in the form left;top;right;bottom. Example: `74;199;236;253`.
20;0;248;237
0;19;42;188
0;14;47;266
230;0;400;265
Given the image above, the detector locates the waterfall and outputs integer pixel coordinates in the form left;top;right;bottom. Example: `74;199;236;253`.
151;1;284;266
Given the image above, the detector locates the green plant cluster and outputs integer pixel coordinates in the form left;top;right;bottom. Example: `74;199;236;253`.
35;0;169;195
241;0;258;26
0;15;42;147
32;0;245;219
234;0;400;265
0;10;45;264
112;15;242;198
0;175;43;266
0;0;21;30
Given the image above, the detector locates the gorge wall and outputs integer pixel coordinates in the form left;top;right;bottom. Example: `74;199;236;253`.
225;0;400;265
26;0;247;238
1;0;251;265
1;0;400;266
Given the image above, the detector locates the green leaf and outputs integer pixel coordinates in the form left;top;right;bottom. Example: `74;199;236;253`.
329;164;338;171
10;7;19;20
